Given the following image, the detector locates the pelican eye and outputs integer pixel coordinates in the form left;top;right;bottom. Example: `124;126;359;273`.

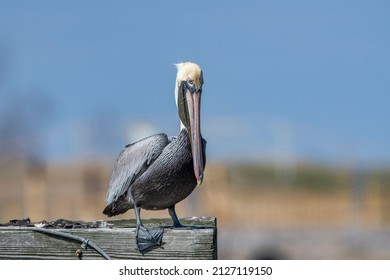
187;79;194;86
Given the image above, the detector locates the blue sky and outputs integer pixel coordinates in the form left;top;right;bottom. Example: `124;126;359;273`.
0;1;389;166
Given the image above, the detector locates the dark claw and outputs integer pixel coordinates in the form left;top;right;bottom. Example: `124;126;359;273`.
170;225;205;230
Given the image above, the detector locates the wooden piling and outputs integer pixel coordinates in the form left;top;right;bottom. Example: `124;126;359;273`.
0;217;217;260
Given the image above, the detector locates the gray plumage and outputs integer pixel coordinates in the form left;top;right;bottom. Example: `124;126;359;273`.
103;62;205;252
103;129;206;217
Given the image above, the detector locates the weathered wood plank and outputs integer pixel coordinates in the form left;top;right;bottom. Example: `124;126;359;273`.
0;217;217;260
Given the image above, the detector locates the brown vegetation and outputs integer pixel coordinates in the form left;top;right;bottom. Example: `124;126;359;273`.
1;160;389;230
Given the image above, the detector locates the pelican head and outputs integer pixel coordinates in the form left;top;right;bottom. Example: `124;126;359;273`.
175;62;204;185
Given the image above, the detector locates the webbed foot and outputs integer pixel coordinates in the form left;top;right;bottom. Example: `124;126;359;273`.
134;206;163;252
135;224;164;252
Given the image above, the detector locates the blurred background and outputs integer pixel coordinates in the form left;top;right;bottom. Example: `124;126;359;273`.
1;1;390;259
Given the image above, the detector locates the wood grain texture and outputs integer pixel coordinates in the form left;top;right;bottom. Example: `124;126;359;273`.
0;217;217;260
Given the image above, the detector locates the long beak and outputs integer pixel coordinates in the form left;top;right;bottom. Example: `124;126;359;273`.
185;89;204;186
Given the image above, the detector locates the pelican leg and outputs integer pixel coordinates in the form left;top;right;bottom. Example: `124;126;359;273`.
168;205;183;227
168;205;205;230
134;206;163;252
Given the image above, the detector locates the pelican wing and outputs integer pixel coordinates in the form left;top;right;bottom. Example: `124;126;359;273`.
105;133;169;207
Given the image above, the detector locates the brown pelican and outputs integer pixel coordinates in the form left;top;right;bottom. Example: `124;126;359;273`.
103;62;206;252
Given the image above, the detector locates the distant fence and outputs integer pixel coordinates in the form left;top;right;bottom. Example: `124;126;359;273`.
1;162;390;229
